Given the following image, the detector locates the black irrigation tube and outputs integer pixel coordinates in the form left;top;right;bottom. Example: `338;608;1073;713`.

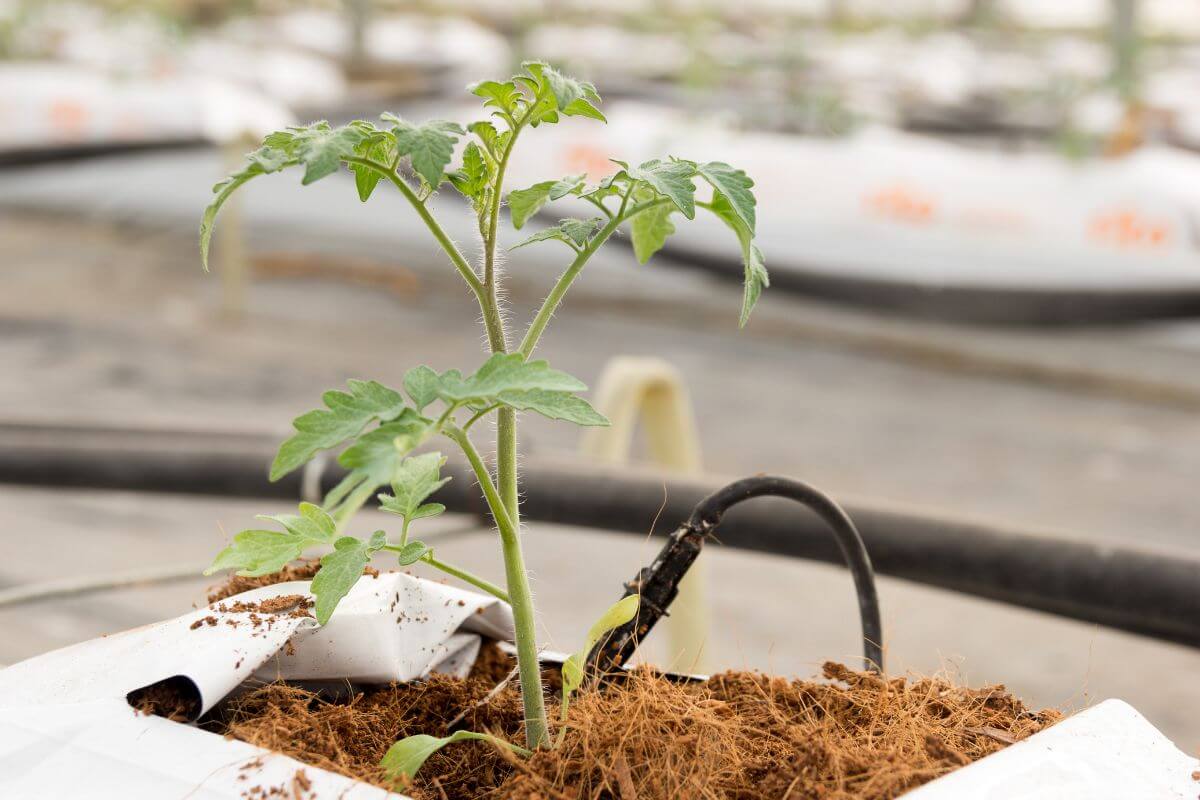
588;475;884;676
3;423;1200;649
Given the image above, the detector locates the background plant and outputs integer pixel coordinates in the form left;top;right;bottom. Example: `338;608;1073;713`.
201;60;765;762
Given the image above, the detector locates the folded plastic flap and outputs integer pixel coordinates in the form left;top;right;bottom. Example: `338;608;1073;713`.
0;572;515;715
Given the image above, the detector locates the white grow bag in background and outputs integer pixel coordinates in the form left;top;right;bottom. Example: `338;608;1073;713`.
0;571;1194;799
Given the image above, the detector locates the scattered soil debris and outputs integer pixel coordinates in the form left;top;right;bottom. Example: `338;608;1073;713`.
213;655;1059;800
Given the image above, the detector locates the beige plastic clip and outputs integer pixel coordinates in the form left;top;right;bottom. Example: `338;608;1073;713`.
580;356;708;671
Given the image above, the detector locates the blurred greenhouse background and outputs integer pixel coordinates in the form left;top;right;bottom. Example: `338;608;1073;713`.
4;0;1200;751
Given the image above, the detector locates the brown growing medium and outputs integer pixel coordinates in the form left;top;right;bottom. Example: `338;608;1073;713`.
214;647;1059;800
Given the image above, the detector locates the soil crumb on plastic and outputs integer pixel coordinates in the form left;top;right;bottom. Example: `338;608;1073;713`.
213;656;1059;800
207;559;378;604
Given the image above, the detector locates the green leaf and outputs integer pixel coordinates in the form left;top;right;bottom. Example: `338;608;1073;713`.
696;161;756;234
561;595;640;718
500;389;609;426
377;452;451;524
296;123;368;185
203;502;338;578
393;540;431;566
521;61;598;114
382;115;465;187
470;80;521;116
468;120;501;158
325;411;433;513
199;146;292;271
740;244;769;328
381;730;529;786
507;175;585;229
449;142;489;207
351;133;395;202
431;355;605;427
628;159;697;219
562;97;606;122
630;203;676;264
271;380;408;481
439;353;586;404
403;365;441;412
707;192;770;327
256;501;338;544
205;530;307;578
311;531;387;624
511;217;604;251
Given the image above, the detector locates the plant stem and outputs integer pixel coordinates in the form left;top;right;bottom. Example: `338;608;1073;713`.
518;198;669;358
470;113;551;749
342;157;484;298
446;424;549;747
382;544;511;603
422;553;510;604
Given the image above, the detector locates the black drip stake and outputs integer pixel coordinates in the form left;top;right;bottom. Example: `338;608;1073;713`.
587;475;884;676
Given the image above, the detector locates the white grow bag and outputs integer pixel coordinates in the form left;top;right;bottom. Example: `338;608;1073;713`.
0;573;1194;799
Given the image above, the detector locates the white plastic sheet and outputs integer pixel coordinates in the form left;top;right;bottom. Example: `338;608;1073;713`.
907;699;1200;799
0;572;513;798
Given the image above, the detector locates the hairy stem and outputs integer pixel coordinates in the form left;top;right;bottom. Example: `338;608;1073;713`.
422;553;510;603
446;424;549;747
383;543;511;603
518;198;670;358
343;157;484;298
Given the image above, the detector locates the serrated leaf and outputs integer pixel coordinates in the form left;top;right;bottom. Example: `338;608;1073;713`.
468;120;501;159
562;97;606;122
740;244;769;328
311;531;387;624
507;175;585;229
381;730;528;786
382;115;465;187
696;162;756;233
377;452;451;524
325;411;433;513
204;502;338;578
511;217;604;251
296;123;368;185
499;389;609;426
561;595;640;718
351;133;395;202
707;192;770;327
628;159;696;219
439;353;586;405
271;380;408;481
403;365;441;412
394;540;431;566
582;166;631;202
205;530;307;578
200;145;292;271
522;61;596;113
470;80;521;116
450;142;489;206
256;501;338;544
630;203;676;264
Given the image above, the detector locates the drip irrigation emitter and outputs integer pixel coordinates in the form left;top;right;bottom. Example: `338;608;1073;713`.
587;475;884;678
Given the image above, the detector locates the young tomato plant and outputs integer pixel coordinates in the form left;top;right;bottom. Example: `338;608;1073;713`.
201;61;766;765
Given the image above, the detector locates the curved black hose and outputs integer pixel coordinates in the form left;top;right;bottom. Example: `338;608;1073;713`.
689;476;883;672
588;475;884;677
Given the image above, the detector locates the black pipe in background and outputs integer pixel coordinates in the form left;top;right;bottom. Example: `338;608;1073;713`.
2;422;1198;649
